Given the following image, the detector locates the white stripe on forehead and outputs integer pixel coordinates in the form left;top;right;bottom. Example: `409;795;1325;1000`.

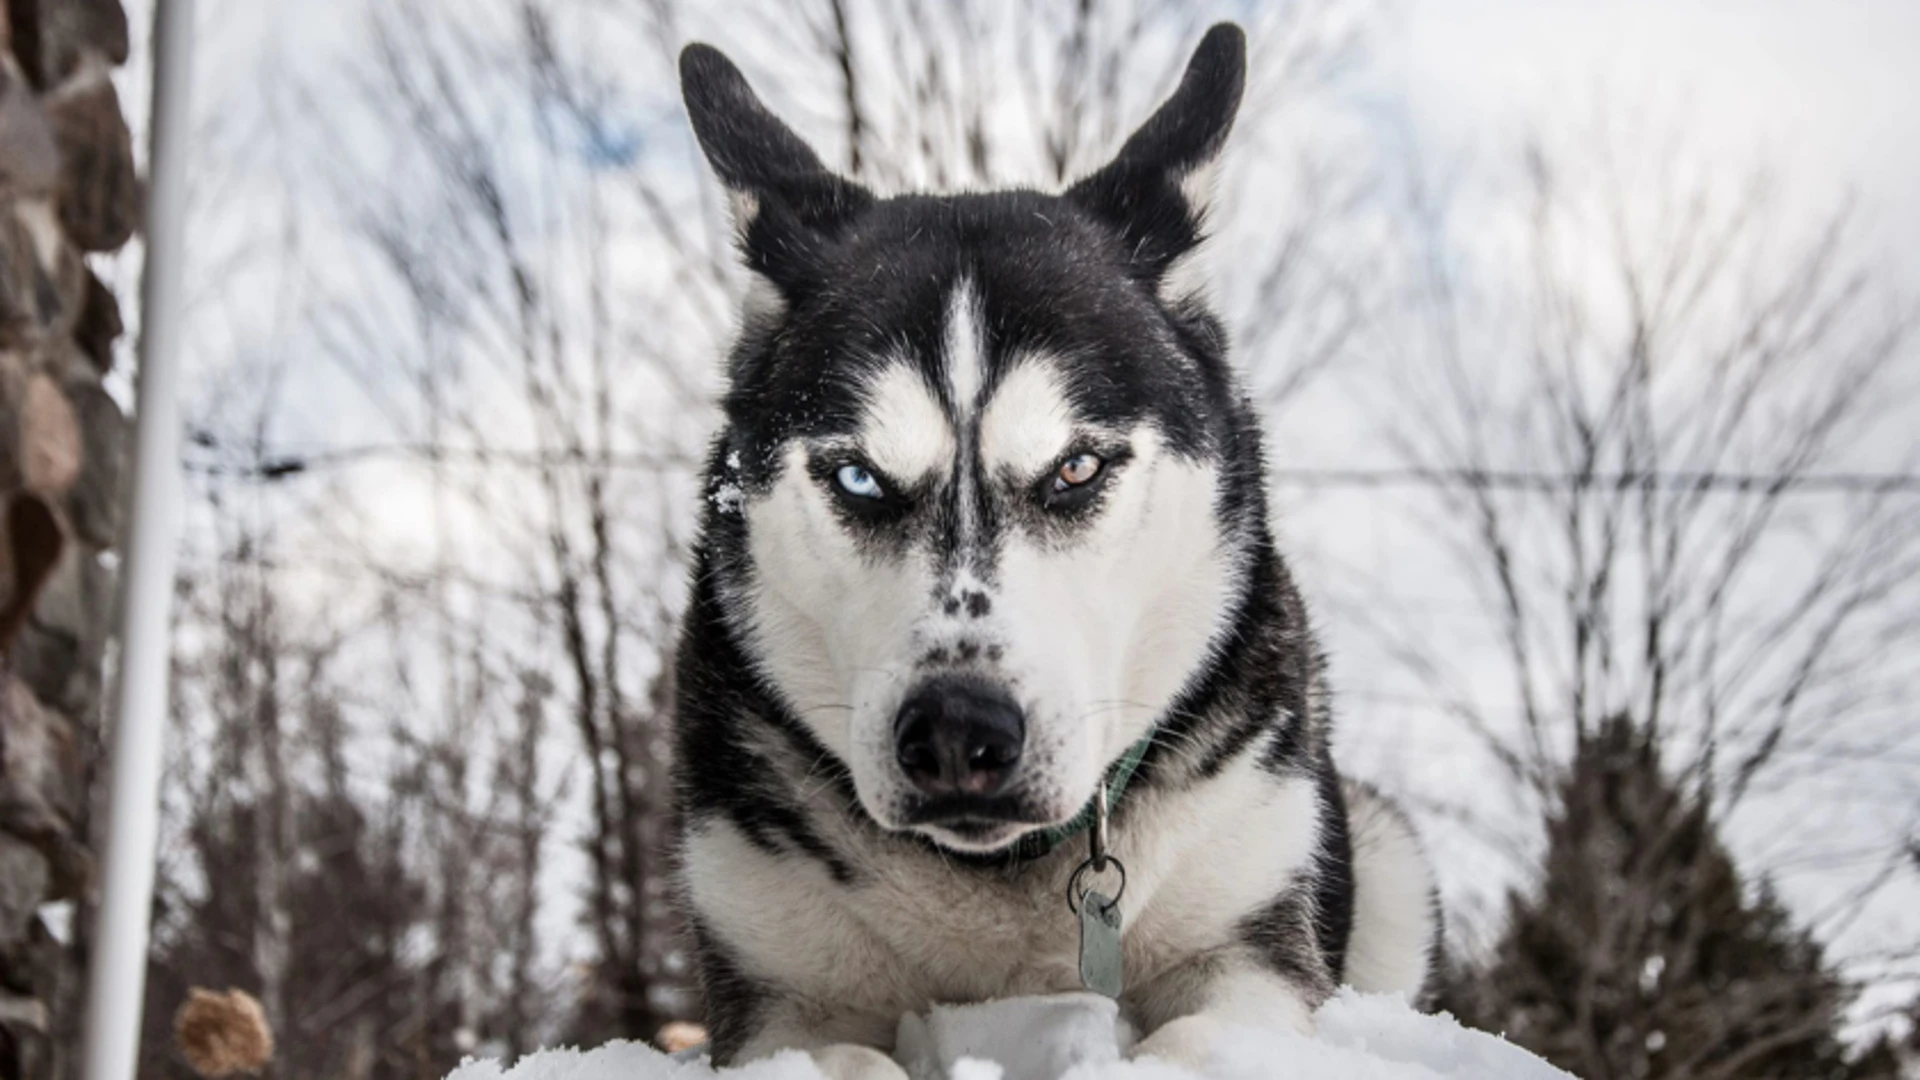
858;362;955;483
944;278;986;414
979;356;1075;477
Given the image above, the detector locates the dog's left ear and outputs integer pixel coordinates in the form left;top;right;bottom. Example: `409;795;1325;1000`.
681;43;873;294
1066;23;1245;289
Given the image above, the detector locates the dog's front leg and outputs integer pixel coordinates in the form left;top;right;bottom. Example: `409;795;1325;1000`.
1125;954;1325;1070
733;1010;909;1080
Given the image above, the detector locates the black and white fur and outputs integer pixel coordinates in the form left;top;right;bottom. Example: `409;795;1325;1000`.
671;24;1438;1077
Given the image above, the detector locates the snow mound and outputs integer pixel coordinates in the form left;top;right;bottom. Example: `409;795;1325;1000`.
445;990;1573;1080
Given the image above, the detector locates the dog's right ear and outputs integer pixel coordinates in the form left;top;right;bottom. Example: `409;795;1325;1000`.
680;43;873;292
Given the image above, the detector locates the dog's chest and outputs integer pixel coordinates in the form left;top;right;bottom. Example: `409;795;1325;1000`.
682;764;1322;1019
686;823;1089;1008
848;859;1085;998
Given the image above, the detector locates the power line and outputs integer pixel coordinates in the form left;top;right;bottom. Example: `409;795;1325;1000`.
182;441;1920;496
182;440;693;478
1264;468;1920;495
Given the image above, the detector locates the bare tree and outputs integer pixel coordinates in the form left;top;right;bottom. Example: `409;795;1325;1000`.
317;0;711;1041
156;420;578;1077
1351;117;1920;992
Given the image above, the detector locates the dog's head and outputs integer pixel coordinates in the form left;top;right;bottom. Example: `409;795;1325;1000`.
684;26;1258;854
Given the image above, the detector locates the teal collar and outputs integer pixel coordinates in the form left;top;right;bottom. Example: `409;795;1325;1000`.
1017;736;1154;858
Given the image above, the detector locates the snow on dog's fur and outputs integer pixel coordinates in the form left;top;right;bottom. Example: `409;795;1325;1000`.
671;24;1439;1078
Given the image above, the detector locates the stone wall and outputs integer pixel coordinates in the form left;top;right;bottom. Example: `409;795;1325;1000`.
0;0;137;1075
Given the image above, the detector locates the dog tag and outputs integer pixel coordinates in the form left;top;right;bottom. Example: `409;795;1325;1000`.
1078;891;1123;999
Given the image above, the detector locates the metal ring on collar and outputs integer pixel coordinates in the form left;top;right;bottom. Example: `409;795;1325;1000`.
1066;854;1127;914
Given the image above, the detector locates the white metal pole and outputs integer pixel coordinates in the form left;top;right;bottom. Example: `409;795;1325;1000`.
79;0;195;1076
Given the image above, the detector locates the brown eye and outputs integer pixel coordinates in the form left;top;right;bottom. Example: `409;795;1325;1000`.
1054;453;1103;491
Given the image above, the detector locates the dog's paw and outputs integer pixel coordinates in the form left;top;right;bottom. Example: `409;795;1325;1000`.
1127;1014;1227;1070
808;1043;910;1080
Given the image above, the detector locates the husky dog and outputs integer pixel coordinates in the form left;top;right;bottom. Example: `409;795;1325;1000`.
671;24;1438;1078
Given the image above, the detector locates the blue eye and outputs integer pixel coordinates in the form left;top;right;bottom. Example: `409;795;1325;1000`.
836;464;884;499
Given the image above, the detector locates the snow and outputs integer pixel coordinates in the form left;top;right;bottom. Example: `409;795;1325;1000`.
443;991;1573;1080
895;993;1129;1078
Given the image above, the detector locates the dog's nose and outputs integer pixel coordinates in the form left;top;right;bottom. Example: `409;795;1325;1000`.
894;676;1025;798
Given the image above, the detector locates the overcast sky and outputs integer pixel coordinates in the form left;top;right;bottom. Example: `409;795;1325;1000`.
1379;0;1920;283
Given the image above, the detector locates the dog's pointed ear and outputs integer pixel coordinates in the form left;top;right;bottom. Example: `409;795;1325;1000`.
1066;23;1245;289
681;43;873;291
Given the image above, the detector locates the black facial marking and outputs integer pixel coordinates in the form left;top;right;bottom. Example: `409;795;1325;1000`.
733;797;857;885
671;542;865;881
702;187;1235;514
964;591;990;618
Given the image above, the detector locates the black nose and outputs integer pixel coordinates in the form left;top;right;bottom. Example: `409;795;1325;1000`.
894;676;1026;798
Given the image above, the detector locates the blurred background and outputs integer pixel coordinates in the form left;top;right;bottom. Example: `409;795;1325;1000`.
2;0;1918;1077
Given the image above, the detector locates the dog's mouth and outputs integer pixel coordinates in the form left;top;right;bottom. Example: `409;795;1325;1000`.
898;794;1057;852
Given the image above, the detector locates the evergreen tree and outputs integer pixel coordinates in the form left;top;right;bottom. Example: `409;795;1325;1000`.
1448;715;1891;1080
